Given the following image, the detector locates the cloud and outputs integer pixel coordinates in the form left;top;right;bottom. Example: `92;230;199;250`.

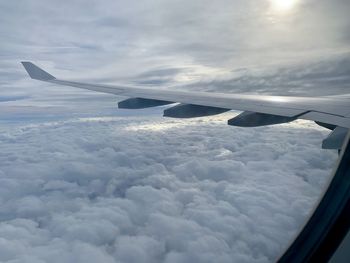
0;96;29;103
0;0;349;87
0;114;337;262
183;55;350;96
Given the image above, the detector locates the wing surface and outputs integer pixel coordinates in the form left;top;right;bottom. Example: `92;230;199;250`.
21;62;350;149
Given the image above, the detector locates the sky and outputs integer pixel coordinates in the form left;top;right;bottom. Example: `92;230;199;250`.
0;0;349;262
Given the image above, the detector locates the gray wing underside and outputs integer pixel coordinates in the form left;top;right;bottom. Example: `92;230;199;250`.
21;62;350;149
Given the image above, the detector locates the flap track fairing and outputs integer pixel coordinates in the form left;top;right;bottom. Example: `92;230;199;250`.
228;111;297;127
322;126;348;150
163;104;230;118
118;98;173;109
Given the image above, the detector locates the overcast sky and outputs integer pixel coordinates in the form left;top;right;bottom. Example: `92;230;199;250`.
0;0;349;262
1;0;350;94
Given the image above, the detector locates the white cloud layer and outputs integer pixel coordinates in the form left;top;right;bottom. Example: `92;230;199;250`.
0;114;337;262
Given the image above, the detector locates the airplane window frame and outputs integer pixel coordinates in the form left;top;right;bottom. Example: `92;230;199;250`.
278;132;350;262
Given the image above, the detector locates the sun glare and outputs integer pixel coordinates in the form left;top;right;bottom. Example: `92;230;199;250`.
270;0;298;12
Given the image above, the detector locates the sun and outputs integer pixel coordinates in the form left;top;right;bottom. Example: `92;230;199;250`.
270;0;299;12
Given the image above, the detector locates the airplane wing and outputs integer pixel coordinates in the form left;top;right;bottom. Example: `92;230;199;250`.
21;62;350;150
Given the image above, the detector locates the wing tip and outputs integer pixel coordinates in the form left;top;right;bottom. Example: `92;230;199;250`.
21;61;56;81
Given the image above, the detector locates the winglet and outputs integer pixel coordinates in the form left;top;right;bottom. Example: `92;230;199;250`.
21;62;56;81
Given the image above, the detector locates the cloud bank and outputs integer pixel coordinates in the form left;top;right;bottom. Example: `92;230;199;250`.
0;115;337;262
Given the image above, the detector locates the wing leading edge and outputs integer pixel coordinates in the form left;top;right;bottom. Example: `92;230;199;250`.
21;62;350;149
